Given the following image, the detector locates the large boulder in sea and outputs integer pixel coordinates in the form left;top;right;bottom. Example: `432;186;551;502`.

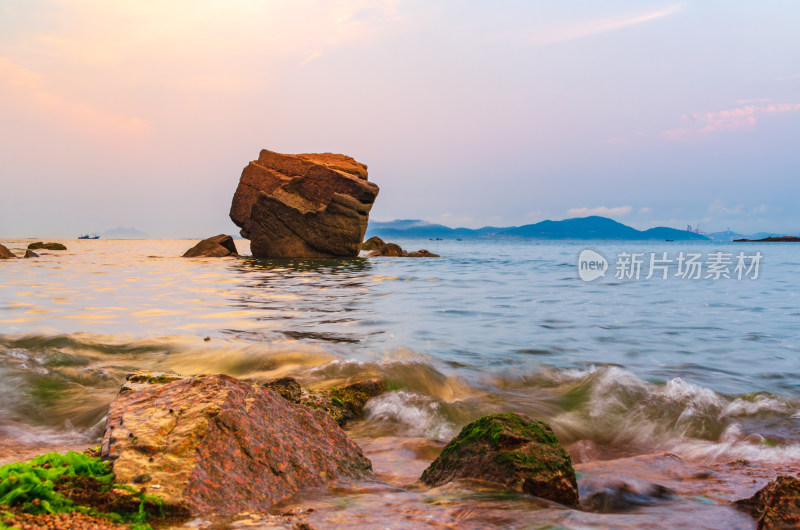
0;244;16;259
230;149;379;258
736;475;800;529
182;234;238;257
420;413;579;506
102;371;372;515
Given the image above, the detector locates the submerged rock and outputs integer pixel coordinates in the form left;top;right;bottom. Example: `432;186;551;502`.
265;377;387;426
182;234;238;257
420;412;578;506
24;250;39;258
230;149;379;258
28;242;67;250
361;236;385;251
735;475;800;529
0;244;16;259
102;372;372;515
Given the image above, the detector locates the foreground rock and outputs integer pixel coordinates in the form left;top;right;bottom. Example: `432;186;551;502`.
182;234;239;257
420;413;578;506
28;242;67;250
368;242;440;257
0;244;16;259
24;250;39;258
361;236;385;251
736;475;800;529
102;371;372;515
265;377;386;426
230;149;379;258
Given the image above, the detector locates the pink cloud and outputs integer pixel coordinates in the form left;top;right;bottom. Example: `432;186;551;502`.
665;102;800;139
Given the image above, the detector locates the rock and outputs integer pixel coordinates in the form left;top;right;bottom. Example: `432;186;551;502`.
265;376;387;426
368;243;406;257
420;412;578;506
28;242;67;250
366;242;440;257
361;236;385;251
264;377;303;403
407;249;440;258
230;149;379;258
735;475;800;529
24;250;38;258
0;244;16;259
182;234;238;257
102;372;372;515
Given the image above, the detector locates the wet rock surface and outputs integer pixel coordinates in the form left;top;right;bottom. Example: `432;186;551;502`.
230;149;379;258
102;372;372;515
736;474;800;529
24;249;39;258
420;412;579;506
182;234;239;257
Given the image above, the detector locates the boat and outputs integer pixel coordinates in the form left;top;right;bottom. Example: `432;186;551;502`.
78;233;100;239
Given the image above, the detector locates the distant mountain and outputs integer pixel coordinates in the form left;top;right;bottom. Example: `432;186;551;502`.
705;230;784;242
366;216;709;241
101;226;148;239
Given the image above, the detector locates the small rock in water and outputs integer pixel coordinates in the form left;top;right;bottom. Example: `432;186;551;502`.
368;243;405;257
24;249;39;258
27;242;67;250
407;249;440;257
420;412;579;506
0;243;17;259
361;236;385;251
182;234;238;257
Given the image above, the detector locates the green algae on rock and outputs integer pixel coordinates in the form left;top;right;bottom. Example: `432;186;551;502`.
0;450;168;529
735;474;800;529
420;412;579;506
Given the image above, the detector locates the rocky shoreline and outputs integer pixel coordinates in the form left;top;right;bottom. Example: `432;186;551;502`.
1;371;797;529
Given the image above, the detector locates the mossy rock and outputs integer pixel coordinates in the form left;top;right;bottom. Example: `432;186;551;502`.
264;377;386;426
420;413;578;506
361;236;385;251
27;242;67;250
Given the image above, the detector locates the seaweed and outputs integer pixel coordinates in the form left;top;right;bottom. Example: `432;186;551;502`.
0;450;165;529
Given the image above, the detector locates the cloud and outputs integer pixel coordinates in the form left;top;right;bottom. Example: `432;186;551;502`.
665;102;800;139
777;73;800;81
0;56;147;135
533;4;681;45
638;207;652;214
708;200;744;216
567;205;633;217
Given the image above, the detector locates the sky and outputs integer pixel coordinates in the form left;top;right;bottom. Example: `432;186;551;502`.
1;0;799;237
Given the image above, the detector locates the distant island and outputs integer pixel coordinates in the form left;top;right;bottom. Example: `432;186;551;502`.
100;226;149;239
366;216;709;241
734;236;800;242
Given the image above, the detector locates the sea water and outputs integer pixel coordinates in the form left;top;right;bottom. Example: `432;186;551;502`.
0;238;798;527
